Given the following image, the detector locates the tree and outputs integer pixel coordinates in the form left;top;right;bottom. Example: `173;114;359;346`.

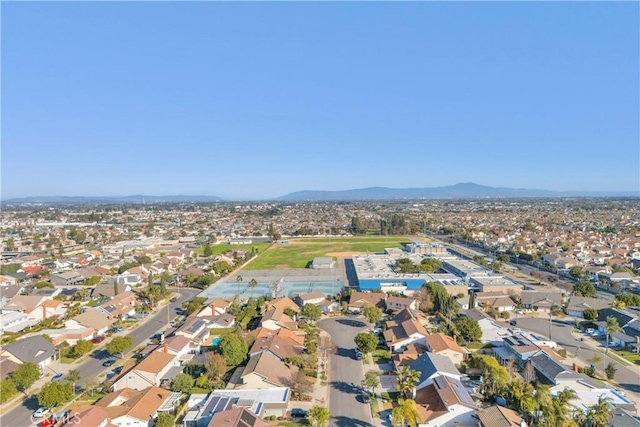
550;304;562;316
203;245;213;257
9;362;40;392
583;308;598;321
284;307;297;318
396;366;420;399
362;371;379;396
0;379;17;403
6;238;15;251
354;332;377;354
106;336;133;358
455;317;482;342
391;399;425;427
183;297;207;315
66;369;80;393
248;278;258;300
309;405;331;427
301;303;322;323
604;316;622;373
286;370;314;400
205;352;227;380
569;266;585;279
235;275;243;298
573;280;597;298
479;356;510;399
72;339;93;358
171;373;195;393
38;382;73;409
585;395;612;427
155;413;175;427
605;362;617;380
363;305;382;325
218;334;248;367
82;376;100;396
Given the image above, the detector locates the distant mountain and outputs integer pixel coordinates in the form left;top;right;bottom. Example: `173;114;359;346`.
2;195;225;205
275;183;639;201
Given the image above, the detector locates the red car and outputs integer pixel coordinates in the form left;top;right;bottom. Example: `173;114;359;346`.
91;336;106;344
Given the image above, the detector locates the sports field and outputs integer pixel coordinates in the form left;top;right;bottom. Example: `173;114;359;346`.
194;242;272;257
245;236;409;270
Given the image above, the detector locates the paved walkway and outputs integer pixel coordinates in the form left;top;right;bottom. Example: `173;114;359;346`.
363;353;392;427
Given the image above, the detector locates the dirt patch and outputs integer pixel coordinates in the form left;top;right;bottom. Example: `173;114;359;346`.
326;252;363;257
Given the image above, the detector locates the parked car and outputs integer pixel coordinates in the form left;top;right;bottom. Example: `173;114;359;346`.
91;336;106;344
354;349;363;360
170;297;178;303
33;407;50;418
102;359;116;367
291;408;308;418
360;393;370;403
585;328;595;335
111;326;123;333
51;373;64;381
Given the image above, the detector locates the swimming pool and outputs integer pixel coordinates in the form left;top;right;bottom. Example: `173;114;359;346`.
211;336;220;347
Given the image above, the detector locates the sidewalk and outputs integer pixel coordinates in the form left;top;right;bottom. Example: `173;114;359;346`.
364;353;387;427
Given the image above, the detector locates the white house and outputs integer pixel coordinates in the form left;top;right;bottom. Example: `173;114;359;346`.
415;375;477;427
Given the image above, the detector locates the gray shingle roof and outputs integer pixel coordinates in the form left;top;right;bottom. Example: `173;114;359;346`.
410;352;461;384
4;335;55;364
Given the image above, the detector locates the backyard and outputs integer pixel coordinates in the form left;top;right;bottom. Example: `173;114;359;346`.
245;237;409;270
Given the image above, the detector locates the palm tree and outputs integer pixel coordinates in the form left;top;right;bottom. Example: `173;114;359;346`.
248;278;258;300
604;316;622;373
586;395;613;427
66;369;80;394
235;275;243;299
391;399;424;427
396;366;420;399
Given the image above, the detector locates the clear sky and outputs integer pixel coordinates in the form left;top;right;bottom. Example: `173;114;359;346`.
2;2;638;200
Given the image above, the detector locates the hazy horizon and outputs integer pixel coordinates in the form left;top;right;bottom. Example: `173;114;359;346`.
2;2;638;199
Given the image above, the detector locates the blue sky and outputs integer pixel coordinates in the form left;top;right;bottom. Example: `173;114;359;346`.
2;2;638;199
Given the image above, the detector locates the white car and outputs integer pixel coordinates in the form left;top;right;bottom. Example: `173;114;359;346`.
585;328;595;335
33;407;50;418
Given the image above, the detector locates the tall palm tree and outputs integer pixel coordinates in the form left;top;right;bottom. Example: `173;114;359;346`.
391;399;424;427
235;275;243;298
396;366;420;399
586;395;613;427
66;369;81;394
604;316;622;373
249;278;258;300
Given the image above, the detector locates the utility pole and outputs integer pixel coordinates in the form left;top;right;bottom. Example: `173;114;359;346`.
549;312;552;341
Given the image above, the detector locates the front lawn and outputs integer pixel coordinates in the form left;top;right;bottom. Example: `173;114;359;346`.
372;348;392;364
616;350;640;365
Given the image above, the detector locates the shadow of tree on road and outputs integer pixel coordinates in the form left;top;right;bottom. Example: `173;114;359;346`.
336;319;367;328
331;380;364;395
331;415;374;427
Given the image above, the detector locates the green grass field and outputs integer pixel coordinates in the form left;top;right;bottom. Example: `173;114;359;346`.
194;242;272;257
244;236;409;270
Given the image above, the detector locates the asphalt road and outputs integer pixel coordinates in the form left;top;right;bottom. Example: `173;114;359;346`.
1;288;200;427
514;316;640;406
318;317;374;427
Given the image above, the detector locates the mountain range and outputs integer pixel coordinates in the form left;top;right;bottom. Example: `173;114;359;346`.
2;183;637;204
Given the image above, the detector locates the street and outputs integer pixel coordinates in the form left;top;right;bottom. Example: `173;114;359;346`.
318;317;374;427
0;288;200;427
514;316;640;407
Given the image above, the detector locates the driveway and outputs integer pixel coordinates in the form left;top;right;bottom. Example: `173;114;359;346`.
515;316;640;407
318;317;374;427
0;288;200;427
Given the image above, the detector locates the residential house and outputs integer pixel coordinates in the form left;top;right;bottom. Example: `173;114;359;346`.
565;297;611;318
182;394;239;427
469;276;522;296
520;290;563;313
197;298;232;317
318;299;340;314
2;335;56;370
93;282;132;298
475;292;515;313
293;292;325;307
240;351;298;389
424;333;467;366
71;407;116;427
185;387;289;420
66;309;114;337
462;309;510;346
414;375;476;427
97;291;138;320
496;334;541;368
93;386;180;427
248;333;304;361
383;308;429;352
265;297;300;315
386;295;419;312
595;308;640;349
260;307;297;331
50;271;84;286
208;407;270;427
409;352;463;391
391;343;429;369
476;405;526;427
112;349;179;391
348;292;386;313
108;272;143;287
207;313;236;329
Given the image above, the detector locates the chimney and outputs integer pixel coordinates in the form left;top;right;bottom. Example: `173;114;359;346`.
453;335;457;343
163;343;168;354
42;304;47;320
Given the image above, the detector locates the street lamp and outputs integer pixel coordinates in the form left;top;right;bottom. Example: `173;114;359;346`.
549;312;552;341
